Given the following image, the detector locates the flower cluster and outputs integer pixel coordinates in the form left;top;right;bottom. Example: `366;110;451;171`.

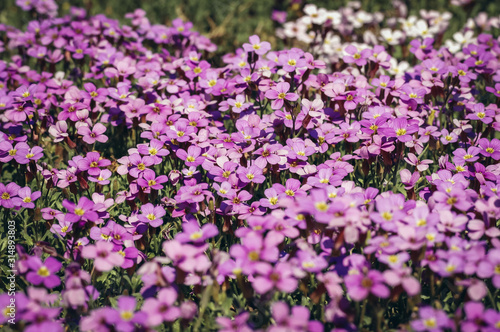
0;1;499;331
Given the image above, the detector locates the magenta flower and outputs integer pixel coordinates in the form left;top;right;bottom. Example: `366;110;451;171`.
81;241;125;272
345;269;390;301
216;312;252;332
175;221;218;243
265;82;299;110
410;307;452;332
237;165;266;184
137;170;168;191
77;152;111;176
88;169;112;185
142;287;181;327
63;197;99;223
128;153;155;178
17;187;41;209
478;138;500;160
114;296;147;331
400;169;420;189
77;123;108;144
343;45;372;66
252;262;298;294
138;203;166;227
242;35;271;55
26;256;62;288
452;146;481;164
0;182;22;208
466;103;494;124
176;145;204;167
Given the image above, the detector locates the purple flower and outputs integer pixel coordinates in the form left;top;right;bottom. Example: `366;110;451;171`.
478;138;500;160
242;35;271;55
63;197;99;223
0;182;22;208
265;82;299;110
345;269;390;301
26;256;62;288
114;296;147;331
17;187;41;209
252;262;298;294
411;307;452;332
343;45;372;66
217;312;252;332
138;203;166;227
137;170;168;191
142;287;180;326
176;145;204;166
81;241;125;272
77;123;108;144
237;165;266;184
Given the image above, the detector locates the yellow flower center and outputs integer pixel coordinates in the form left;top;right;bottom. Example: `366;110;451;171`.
353;53;361;59
137;163;145;170
315;202;328;212
186;156;195;162
147;213;156;221
458;70;466;76
2;193;11;200
246;174;254;180
285;189;295;196
248;251;259;261
193;67;202;74
74;208;85;216
61;226;68;233
23;197;31;203
148;180;156;186
477;112;485;119
37;266;50;277
424;318;437;328
463;154;473;160
396;128;407;136
287;59;296;66
121;311;134;321
417;219;427;227
190;232;203;240
388;255;398;263
382;212;393;221
22;91;30;98
278;92;286;99
234;102;242;108
269;197;278;205
302;261;316;269
486;147;494;154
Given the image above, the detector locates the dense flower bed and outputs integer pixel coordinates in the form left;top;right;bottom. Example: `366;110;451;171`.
0;1;500;331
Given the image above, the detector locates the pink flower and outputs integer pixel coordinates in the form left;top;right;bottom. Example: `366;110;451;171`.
242;35;271;55
345;269;390;301
265;82;299;109
81;241;125;272
77;123;108;144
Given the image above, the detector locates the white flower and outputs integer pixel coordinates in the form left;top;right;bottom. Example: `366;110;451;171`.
380;28;404;45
